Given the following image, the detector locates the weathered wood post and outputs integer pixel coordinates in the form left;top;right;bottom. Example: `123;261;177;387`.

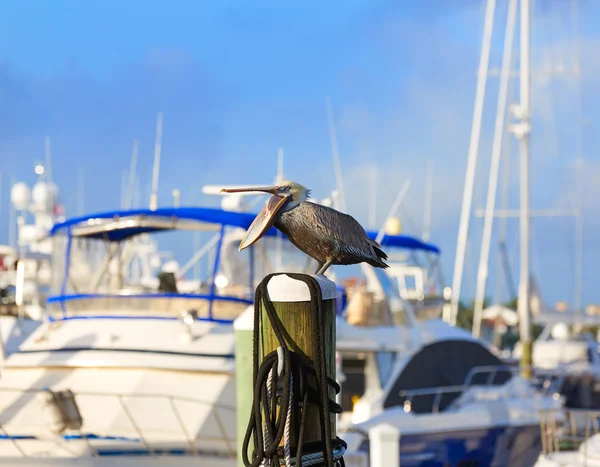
236;273;339;466
260;274;338;445
234;306;254;467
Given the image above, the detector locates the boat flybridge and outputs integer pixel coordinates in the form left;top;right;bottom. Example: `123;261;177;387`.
0;205;442;465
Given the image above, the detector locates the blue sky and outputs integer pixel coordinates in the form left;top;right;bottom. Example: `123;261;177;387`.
1;0;599;309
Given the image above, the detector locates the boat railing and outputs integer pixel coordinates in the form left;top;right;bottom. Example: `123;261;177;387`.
463;364;514;387
46;291;253;323
539;408;600;456
398;364;541;414
0;387;236;459
398;385;466;414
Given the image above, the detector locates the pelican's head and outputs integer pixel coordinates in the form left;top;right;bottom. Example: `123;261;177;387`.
220;180;310;250
275;180;310;210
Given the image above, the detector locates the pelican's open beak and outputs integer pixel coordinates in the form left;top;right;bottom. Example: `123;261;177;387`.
221;186;290;250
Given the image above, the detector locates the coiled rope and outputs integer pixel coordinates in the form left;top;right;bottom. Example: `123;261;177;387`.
241;273;346;467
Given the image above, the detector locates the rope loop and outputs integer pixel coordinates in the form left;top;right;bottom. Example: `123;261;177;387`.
241;273;346;467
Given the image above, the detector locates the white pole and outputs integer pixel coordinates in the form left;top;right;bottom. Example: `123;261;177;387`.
325;97;347;213
572;0;584;314
516;0;532;379
368;166;377;229
472;0;517;339
150;112;164;211
447;0;496;325
369;424;400;467
125;139;139;210
422;160;433;242
172;189;181;208
375;179;412;245
574;159;583;313
494;130;513;304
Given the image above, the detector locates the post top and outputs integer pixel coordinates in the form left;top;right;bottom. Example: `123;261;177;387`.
266;274;337;302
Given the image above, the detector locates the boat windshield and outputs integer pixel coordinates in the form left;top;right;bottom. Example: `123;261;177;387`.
48;224;315;322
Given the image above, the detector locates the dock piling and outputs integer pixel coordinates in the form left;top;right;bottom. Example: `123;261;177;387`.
238;273;343;467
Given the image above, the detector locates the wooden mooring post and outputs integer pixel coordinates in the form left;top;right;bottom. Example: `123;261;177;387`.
234;273;338;466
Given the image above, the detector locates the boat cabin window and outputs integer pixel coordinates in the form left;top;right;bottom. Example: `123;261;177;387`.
376;351;397;388
383;340;512;413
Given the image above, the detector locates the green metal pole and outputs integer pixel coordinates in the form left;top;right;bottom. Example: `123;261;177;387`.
234;306;254;467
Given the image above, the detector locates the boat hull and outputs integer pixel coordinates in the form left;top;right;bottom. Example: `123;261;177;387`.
359;424;541;467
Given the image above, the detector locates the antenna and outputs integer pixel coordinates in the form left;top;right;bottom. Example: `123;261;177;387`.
150;112;164;211
422;160;434;241
375;179;412;245
125;139;139;210
325;97;346;213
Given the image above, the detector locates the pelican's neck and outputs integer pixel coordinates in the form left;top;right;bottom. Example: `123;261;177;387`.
282;193;308;212
282;199;302;212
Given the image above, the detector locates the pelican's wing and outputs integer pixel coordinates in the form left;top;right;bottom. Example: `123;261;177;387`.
305;202;387;261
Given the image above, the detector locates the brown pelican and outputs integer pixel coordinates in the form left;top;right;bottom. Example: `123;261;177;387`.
221;181;388;275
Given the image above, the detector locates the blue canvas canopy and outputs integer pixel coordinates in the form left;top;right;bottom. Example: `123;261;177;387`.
49;206;440;254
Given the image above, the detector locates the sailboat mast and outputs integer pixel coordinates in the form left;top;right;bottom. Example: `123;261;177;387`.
472;0;517;339
125;139;139;210
447;0;496;325
516;0;532;379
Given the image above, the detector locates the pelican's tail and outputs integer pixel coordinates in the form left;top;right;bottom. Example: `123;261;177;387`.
367;239;389;269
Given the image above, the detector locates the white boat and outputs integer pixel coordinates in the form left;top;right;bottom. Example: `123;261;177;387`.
337;268;563;467
0;204;441;465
